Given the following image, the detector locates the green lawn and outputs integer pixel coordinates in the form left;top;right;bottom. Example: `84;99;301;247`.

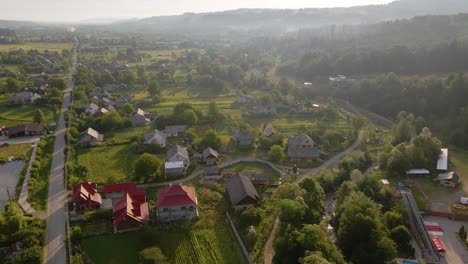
104;126;149;144
77;144;138;184
83;232;144;264
0;143;32;161
451;148;468;183
224;161;281;182
0;95;57;127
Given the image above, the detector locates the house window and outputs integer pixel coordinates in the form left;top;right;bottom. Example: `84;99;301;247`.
163;208;168;212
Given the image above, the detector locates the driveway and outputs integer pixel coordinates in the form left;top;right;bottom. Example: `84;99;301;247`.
0;160;25;208
425;216;468;264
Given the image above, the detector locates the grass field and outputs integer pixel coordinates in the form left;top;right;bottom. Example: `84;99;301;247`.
0;42;72;52
0;143;32;161
83;232;144;264
77;144;138;184
104;126;149;144
451;148;468;184
0;95;57;127
224;161;281;181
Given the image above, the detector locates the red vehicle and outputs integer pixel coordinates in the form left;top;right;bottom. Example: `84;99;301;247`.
432;237;446;255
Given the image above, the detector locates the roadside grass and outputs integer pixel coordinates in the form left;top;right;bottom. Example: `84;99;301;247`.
224;161;281;182
28;137;55;211
76;144;137;184
0;143;32;161
0;42;73;52
0;95;57;127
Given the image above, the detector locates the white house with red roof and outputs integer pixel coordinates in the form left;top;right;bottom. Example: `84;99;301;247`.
72;182;102;213
113;188;150;233
157;184;198;222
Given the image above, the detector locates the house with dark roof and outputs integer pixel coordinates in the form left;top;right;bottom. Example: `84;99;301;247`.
6;124;46;138
72;182;102;213
157;184;198;222
143;129;167;147
286;133;320;161
236;92;256;104
6;92;41;105
167;145;190;167
203;147;219;166
226;174;259;211
78;127;104;147
113;188;149;233
232;131;252;147
164;125;187;138
131;108;151;126
263;124;277;137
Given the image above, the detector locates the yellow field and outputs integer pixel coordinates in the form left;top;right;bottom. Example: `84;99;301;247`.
0;42;73;52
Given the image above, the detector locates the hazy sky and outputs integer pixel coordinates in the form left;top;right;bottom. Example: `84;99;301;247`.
1;0;394;22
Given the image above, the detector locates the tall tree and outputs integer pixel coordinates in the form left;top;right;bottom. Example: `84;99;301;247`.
33;109;46;124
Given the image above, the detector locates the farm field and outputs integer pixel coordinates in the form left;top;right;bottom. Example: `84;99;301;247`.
76;144;137;184
224;161;281;181
0;95;57;127
0;42;73;52
0;143;32;161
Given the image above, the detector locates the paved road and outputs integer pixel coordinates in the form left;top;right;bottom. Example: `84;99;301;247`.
263;130;364;264
0;136;40;145
426;216;468;264
44;44;77;264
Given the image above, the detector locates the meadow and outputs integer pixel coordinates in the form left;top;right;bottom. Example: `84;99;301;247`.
0;143;32;161
0;42;73;52
0;94;58;127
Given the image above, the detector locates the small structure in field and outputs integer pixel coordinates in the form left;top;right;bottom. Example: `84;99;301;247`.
202;147;219;166
405;169;430;176
437;148;448;172
78;127;104;147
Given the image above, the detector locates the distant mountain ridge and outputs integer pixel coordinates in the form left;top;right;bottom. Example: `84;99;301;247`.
108;0;468;34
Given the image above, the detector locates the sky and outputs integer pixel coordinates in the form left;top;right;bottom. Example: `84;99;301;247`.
0;0;394;22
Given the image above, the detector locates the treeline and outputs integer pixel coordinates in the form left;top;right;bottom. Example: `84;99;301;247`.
329;73;468;148
277;40;468;78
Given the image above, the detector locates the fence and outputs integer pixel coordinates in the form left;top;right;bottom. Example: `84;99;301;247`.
226;211;253;264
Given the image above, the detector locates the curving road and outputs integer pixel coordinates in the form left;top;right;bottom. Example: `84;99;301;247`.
44;42;77;264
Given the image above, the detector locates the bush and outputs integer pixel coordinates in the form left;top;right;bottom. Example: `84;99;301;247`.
70;226;83;244
84;209;113;222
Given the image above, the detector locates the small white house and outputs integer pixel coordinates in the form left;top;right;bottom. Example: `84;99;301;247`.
164;161;185;178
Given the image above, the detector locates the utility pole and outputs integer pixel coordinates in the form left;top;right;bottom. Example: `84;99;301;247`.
6;186;11;201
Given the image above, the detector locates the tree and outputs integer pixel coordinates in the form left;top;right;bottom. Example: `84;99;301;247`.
302;252;331;264
299;178;325;224
133;153;163;182
10;246;42;264
390;225;412;252
179;109;199;126
138;247;169;264
459;225;467;241
147;80;161;96
33;109;46;124
50;78;66;90
199;129;222;150
99;112;122;131
6;77;20;92
268;145;285;163
119;102;134;116
207;101;224;123
296;226;345;264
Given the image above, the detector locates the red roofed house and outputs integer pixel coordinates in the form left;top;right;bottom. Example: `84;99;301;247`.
113;188;150;233
72;182;102;213
102;182;136;199
157;184;198;222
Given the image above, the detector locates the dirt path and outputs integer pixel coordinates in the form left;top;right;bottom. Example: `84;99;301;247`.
264;218;280;264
